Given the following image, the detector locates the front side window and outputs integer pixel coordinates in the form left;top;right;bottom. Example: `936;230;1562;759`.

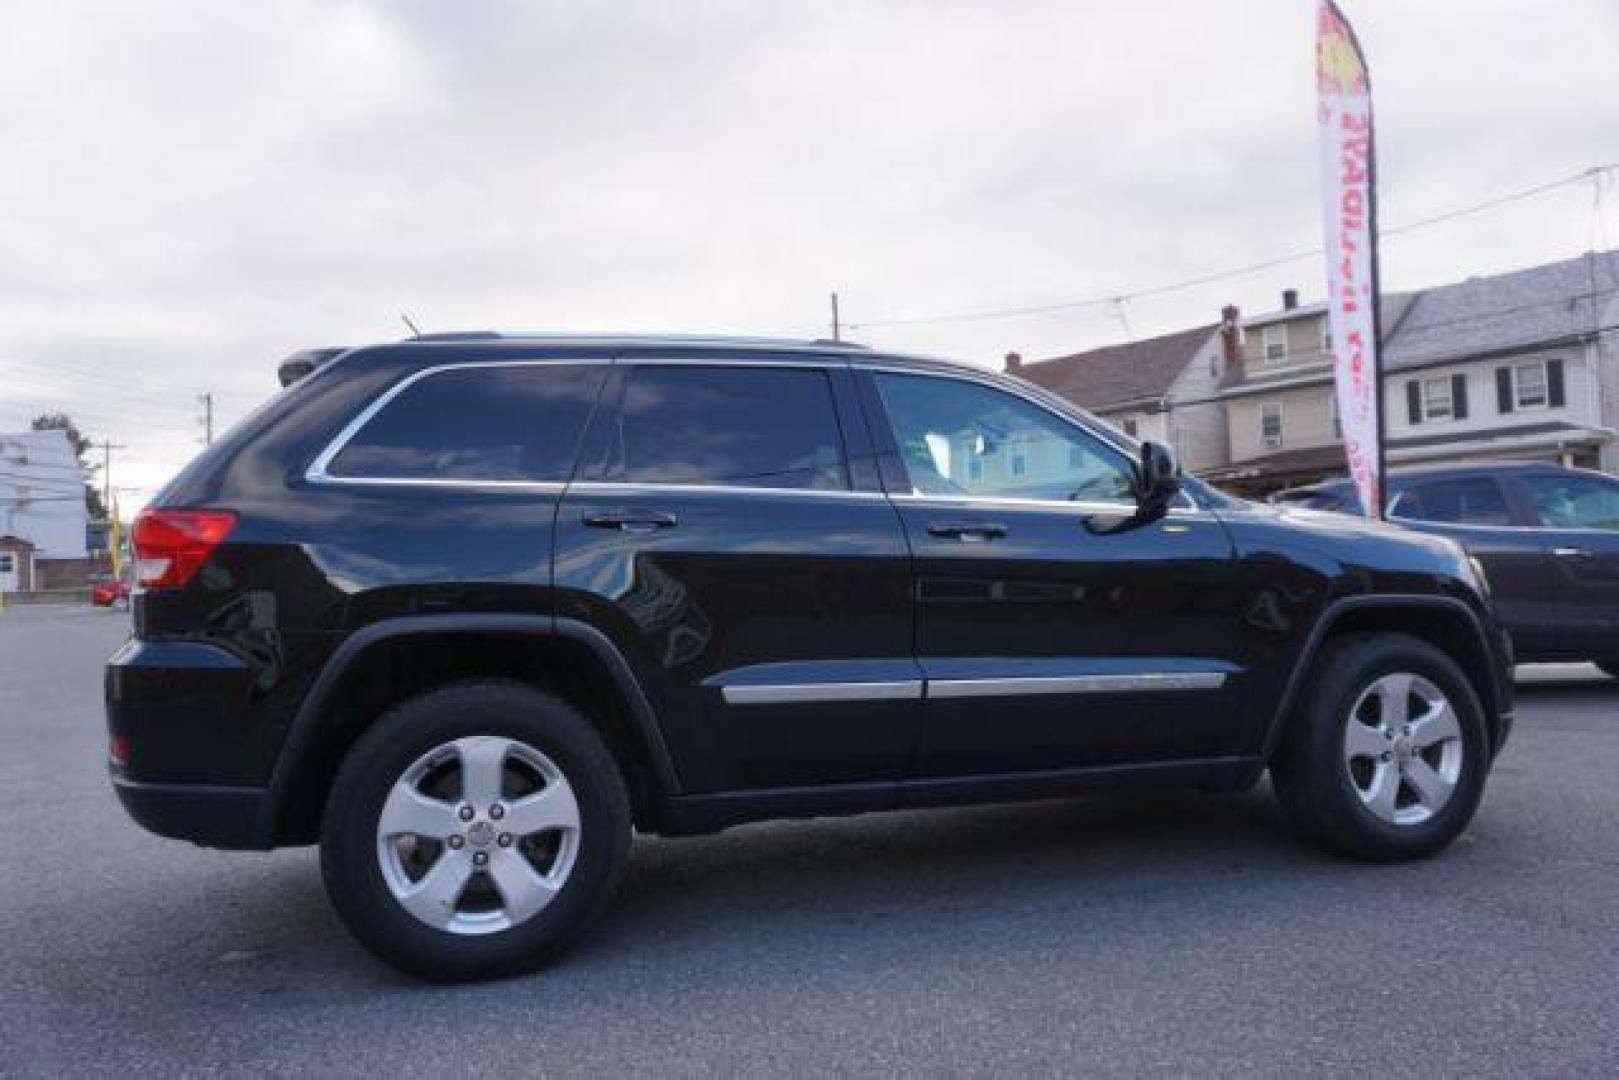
873;373;1135;504
1525;474;1619;530
327;364;604;481
1515;362;1548;408
1261;403;1283;449
1391;478;1513;526
610;366;848;491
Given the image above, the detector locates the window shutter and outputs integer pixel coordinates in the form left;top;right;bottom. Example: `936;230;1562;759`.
1548;359;1565;407
1496;367;1513;413
1406;380;1421;424
1452;374;1468;419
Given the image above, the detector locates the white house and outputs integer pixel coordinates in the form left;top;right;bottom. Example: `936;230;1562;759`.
0;429;90;592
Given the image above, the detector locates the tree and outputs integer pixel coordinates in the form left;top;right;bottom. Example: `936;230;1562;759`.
30;412;107;519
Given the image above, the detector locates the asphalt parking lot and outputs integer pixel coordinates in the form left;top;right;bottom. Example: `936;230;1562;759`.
2;606;1617;1076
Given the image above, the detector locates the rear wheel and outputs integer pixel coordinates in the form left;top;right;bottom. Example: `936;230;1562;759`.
1271;633;1489;861
321;680;631;981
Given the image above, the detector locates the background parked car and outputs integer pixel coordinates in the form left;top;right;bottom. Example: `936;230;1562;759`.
1274;462;1619;678
90;577;131;609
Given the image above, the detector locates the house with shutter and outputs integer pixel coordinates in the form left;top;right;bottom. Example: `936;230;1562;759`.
1203;289;1416;493
1204;249;1619;494
1380;249;1618;473
1004;323;1231;472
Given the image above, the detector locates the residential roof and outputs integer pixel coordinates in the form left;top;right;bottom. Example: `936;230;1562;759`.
1014;324;1220;410
1385;249;1619;369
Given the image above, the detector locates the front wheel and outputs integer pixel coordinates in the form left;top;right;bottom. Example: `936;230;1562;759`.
321;680;632;981
1271;633;1490;862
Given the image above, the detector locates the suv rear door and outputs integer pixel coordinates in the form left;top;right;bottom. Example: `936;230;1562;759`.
554;356;919;795
856;367;1247;780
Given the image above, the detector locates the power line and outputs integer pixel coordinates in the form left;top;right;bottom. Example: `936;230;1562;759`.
848;164;1618;331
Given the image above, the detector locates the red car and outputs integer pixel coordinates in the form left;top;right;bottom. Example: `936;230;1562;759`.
91;579;132;608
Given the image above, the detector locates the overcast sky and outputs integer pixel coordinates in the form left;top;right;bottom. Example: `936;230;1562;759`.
3;0;1616;506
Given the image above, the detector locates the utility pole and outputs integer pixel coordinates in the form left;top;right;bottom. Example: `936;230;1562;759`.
98;440;125;513
830;292;841;342
198;392;214;445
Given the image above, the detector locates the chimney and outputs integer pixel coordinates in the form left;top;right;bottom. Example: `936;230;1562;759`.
1004;351;1023;374
1219;304;1242;372
1282;288;1299;310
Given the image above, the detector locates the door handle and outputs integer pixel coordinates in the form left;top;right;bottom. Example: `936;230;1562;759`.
927;521;1007;542
583;509;679;533
1552;547;1591;559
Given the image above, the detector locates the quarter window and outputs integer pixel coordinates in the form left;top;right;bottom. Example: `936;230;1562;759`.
327;364;604;482
873;373;1135;504
1390;478;1513;526
1524;474;1619;530
610;366;849;490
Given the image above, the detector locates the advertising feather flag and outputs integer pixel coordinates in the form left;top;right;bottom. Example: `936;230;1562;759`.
1317;0;1386;518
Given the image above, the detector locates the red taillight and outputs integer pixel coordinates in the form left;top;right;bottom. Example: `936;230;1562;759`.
132;509;238;588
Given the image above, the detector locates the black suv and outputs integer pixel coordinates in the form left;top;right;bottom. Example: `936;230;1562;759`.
108;334;1512;980
1276;463;1619;677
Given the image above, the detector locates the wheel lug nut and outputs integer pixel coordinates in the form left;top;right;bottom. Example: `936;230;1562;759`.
458;805;475;822
489;804;505;821
497;833;513;848
473;851;489;866
447;835;465;849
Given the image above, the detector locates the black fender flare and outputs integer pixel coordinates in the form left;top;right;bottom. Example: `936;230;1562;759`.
1259;593;1507;760
256;614;682;845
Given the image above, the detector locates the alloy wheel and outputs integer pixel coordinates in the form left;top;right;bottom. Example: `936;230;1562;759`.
1342;672;1464;826
375;735;582;935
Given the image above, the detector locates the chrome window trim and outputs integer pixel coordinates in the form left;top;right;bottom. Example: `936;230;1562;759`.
722;680;923;705
306;356;854;489
927;672;1227;699
568;481;885;501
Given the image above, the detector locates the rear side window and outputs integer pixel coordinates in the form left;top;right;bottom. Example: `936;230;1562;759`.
608;366;849;490
1391;478;1513;526
327;364;603;482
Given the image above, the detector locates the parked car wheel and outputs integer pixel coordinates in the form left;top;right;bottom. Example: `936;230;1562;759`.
320;680;632;981
1271;633;1489;862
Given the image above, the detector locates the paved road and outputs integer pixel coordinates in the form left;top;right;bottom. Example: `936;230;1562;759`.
2;606;1617;1076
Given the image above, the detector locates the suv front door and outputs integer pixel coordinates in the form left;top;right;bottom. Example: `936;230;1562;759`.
555;357;919;796
859;368;1246;780
1511;469;1619;661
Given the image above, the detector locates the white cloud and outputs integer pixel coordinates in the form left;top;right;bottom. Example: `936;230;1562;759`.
1;0;1615;505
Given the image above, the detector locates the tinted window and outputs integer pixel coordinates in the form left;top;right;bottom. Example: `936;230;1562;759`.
611;366;849;490
873;373;1134;504
1525;473;1619;530
1391;478;1513;526
329;364;602;481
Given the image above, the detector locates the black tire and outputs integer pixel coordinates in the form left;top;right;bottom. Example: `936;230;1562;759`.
1271;633;1489;862
321;679;632;981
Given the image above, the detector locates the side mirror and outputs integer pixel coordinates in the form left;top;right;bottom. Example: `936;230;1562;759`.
1137;440;1181;515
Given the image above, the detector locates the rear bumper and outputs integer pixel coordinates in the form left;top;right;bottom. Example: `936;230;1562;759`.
111;775;269;849
106;636;272;848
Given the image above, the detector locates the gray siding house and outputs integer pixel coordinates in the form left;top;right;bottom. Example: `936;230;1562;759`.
1005;323;1231;473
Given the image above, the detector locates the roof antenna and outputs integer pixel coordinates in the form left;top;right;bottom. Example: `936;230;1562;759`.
401;313;423;338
